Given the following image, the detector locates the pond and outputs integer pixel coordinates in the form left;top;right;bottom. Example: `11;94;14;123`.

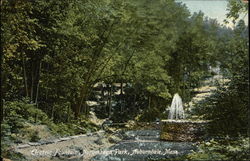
91;130;196;161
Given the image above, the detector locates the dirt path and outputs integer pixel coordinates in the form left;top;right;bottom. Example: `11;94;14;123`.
14;131;115;161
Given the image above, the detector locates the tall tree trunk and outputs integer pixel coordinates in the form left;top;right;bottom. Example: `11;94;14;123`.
1;100;4;122
84;101;88;116
120;82;123;112
85;86;94;116
148;95;151;109
108;84;112;119
30;61;34;102
105;85;109;114
75;83;92;118
75;84;87;118
120;82;123;95
67;104;70;122
51;105;54;120
133;94;137;112
45;64;49;114
101;83;105;98
22;54;29;97
35;61;41;105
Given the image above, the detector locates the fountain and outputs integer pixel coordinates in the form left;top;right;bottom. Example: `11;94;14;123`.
160;93;209;142
168;93;185;120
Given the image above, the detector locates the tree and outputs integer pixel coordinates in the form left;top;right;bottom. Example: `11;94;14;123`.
225;0;248;24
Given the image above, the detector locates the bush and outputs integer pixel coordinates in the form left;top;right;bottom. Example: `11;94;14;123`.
29;131;41;142
1;98;100;159
159;137;249;161
4;98;48;124
3;99;51;136
186;137;249;161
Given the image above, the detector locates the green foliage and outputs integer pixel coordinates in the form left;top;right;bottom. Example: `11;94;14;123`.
225;0;248;24
29;131;40;142
157;137;249;161
4;99;48;124
47;120;99;136
186;137;249;161
136;107;161;122
2;99;97;136
1;146;26;161
2;100;52;146
2;0;224;122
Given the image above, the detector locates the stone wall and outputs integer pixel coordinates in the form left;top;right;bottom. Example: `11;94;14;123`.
160;120;209;142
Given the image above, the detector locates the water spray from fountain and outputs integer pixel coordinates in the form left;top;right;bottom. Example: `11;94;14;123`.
168;93;185;120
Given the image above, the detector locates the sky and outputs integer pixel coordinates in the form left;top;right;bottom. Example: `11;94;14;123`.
177;0;248;28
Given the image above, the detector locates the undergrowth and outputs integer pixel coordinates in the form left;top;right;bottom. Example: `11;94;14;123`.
1;99;99;160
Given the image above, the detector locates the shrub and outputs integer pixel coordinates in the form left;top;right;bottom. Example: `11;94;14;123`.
29;131;40;142
186;137;249;161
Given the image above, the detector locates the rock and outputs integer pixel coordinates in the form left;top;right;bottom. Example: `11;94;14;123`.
94;137;107;145
53;138;62;143
77;134;87;137
16;144;30;149
89;111;105;126
52;154;83;161
108;135;122;144
94;130;105;137
67;156;84;161
60;137;72;141
38;140;53;145
86;132;92;136
125;120;136;129
70;135;79;139
28;142;41;146
3;158;12;161
103;127;116;133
